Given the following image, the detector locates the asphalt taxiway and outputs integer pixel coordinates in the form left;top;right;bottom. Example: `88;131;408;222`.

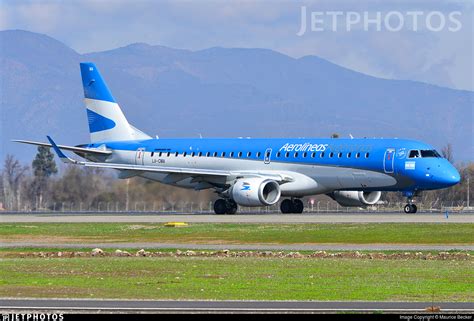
1;212;472;223
1;299;472;313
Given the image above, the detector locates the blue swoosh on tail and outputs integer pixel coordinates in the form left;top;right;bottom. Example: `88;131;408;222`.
86;109;116;133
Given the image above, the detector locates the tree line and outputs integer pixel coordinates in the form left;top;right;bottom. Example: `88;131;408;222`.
0;147;213;211
0;146;472;211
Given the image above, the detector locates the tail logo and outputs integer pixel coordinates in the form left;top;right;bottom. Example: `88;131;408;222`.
86;109;116;133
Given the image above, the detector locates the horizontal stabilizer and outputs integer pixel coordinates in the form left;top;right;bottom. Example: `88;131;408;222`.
12;139;112;156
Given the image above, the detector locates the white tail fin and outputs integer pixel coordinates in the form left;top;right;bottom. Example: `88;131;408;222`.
80;62;151;143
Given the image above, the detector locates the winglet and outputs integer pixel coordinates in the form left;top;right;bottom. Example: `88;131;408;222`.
46;136;79;164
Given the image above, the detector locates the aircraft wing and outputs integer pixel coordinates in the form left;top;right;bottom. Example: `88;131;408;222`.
12;139;112;156
46;136;293;182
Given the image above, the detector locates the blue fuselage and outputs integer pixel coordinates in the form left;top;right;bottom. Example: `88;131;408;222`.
86;137;460;194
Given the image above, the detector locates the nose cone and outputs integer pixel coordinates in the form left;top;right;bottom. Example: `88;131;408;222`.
448;168;461;185
437;165;461;187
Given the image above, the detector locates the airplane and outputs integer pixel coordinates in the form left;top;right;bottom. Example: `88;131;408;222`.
14;63;461;214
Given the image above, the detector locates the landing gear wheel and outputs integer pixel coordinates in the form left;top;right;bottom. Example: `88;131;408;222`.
293;199;304;214
214;199;228;215
280;199;294;214
403;204;417;214
404;204;412;214
280;199;304;214
225;200;238;215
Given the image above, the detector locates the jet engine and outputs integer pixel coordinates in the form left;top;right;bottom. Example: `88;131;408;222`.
231;178;281;206
331;191;382;207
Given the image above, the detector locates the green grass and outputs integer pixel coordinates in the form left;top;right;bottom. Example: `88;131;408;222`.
0;257;472;301
1;223;473;244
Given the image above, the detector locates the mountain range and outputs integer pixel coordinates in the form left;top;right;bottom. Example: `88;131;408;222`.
0;30;472;163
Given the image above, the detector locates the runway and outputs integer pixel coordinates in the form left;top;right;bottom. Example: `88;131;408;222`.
3;242;473;251
1;299;472;313
1;213;473;223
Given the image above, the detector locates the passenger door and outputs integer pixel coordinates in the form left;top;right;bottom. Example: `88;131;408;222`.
135;148;145;165
264;148;272;164
383;148;395;173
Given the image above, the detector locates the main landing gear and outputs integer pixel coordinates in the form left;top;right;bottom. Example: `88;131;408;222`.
280;198;304;214
214;199;238;215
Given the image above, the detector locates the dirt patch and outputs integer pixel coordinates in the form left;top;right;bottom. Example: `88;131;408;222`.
122;225;159;231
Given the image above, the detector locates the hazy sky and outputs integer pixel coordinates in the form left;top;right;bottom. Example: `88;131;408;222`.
1;0;473;91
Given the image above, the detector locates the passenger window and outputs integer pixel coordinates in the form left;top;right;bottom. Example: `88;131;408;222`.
175;152;179;157
230;152;234;157
198;152;202;157
329;152;334;158
256;152;261;158
213;152;217;157
311;152;316;158
151;152;154;157
183;152;187;157
347;152;351;158
247;152;252;157
191;152;195;157
303;152;307;158
365;152;369;158
355;153;360;158
159;152;162;157
238;152;242;158
167;152;171;157
276;152;281;157
294;152;298;157
205;152;210;157
409;150;420;158
285;152;290;158
320;152;325;158
338;152;342;158
221;152;226;157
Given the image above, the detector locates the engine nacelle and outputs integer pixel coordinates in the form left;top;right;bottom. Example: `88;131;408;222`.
332;191;382;207
231;178;281;207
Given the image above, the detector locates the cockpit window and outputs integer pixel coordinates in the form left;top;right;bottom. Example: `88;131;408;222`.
421;150;441;158
408;150;420;158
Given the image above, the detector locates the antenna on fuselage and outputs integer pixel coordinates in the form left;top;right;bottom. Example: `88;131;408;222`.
349;134;354;139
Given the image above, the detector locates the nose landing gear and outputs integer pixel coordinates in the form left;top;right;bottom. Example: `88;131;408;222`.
403;203;417;214
403;191;418;213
